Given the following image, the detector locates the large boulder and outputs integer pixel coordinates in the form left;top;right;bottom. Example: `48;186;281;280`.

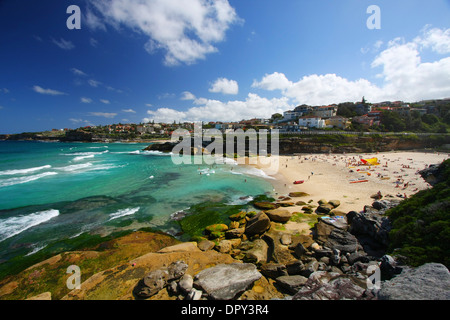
245;212;271;237
324;228;359;254
253;202;279;210
244;239;269;264
378;263;450;300
315;216;349;243
289;192;310;198
316;204;334;215
265;208;292;223
194;263;262;300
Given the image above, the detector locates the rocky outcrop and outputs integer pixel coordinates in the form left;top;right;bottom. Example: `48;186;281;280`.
347;201;396;257
379;263;450;300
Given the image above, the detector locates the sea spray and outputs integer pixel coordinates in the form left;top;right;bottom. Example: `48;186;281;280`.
108;207;140;221
0;165;52;176
0;172;58;187
0;209;60;242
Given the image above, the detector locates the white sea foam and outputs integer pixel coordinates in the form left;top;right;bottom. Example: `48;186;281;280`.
63;150;109;156
108;207;140;221
25;243;47;256
141;150;173;156
88;146;108;149
240;167;275;180
0;209;60;242
227;195;254;205
57;162;124;173
0;165;52;176
129;150;141;155
198;168;215;175
58;162;94;172
73;154;95;161
0;172;58;187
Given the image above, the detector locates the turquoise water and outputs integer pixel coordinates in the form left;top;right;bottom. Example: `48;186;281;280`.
0;141;274;272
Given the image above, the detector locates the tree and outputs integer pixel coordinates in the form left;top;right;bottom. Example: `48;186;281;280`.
382;111;406;132
271;113;283;122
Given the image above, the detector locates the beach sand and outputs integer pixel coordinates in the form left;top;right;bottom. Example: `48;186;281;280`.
250;151;450;214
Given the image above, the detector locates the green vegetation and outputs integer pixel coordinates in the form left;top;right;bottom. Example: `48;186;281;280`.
178;201;245;239
0;229;135;280
290;212;319;229
387;159;450;268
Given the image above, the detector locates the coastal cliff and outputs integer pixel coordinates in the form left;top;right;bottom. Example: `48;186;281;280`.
145;134;450;155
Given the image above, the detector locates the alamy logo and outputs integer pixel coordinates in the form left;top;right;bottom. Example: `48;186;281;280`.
366;265;381;290
66;265;81;290
170;123;280;175
66;5;81;30
367;5;381;30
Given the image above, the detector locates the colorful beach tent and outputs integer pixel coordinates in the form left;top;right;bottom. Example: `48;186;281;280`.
360;157;380;166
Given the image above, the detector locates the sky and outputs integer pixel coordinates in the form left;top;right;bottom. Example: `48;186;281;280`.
0;0;450;134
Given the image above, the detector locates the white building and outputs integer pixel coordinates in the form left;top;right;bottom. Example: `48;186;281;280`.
283;111;302;121
298;116;325;129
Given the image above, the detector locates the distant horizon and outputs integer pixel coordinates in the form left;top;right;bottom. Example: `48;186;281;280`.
1;0;449;134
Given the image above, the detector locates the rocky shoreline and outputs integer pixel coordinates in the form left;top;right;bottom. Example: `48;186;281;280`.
15;191;446;301
1;159;449;301
127;194;427;301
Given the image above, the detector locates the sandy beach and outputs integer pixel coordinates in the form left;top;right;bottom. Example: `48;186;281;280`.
252;151;450;214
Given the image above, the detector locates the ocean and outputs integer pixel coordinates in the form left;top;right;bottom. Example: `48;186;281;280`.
0;141;275;275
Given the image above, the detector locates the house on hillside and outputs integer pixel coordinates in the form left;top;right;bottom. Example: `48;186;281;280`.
313;105;338;118
298;115;325;129
325;116;351;129
283;110;302;121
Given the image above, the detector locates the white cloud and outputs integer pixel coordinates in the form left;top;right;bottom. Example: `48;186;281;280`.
52;38;75;50
252;26;450;104
88;79;102;88
100;99;110;104
158;93;176;100
71;68;87;76
33;85;66;96
70;118;94;126
87;0;240;66
0;88;9;94
144;108;187;123
81;97;93;103
209;78;239;95
181;91;196;100
89;112;117;118
414;25;450;54
84;9;107;31
252;72;292;91
145;103;153;107
143;93;290;123
122;108;136;113
90;37;99;47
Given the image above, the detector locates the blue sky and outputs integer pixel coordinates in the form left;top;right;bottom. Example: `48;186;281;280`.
1;0;450;133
